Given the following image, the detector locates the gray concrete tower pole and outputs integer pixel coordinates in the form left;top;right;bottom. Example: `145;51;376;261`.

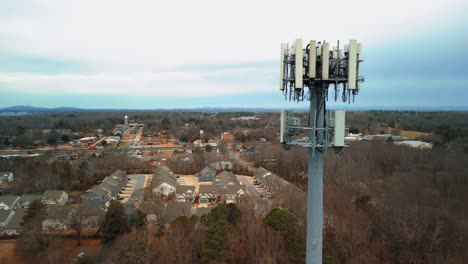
306;85;325;264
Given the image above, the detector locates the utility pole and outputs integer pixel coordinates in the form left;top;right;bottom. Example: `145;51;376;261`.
279;39;364;264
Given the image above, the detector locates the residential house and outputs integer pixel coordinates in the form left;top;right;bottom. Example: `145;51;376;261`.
196;166;216;182
42;190;68;206
5;208;26;235
213;171;239;188
82;170;127;207
152;166;178;197
0;172;13;183
100;170;127;197
198;185;219;208
0;210;15;234
175;185;195;203
224;184;246;204
254;167;290;194
221;132;234;141
0;196;20;210
42;206;77;230
210;161;233;171
17;194;43;209
82;188;111;208
79;206;105;227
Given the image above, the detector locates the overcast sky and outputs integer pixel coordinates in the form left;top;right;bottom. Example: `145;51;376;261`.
0;0;467;109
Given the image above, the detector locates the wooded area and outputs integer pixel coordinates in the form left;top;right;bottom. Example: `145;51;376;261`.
1;110;467;263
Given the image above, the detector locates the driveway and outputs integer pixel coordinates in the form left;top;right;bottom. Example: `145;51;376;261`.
125;174;146;204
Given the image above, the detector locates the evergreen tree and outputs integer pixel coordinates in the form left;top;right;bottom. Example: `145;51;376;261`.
17;200;48;256
101;201;129;244
263;208;305;264
201;203;241;263
133;209;147;229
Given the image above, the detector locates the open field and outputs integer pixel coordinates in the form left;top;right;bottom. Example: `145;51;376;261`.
384;127;432;139
0;238;101;264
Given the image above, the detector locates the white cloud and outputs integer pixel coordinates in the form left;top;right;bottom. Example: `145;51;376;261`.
1;0;465;65
0;0;466;97
0;66;276;97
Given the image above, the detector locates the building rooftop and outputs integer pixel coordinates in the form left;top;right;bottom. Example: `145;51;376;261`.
5;208;26;230
176;185;195;194
165;202;193;223
19;194;43;203
0;209;13;222
152;165;178;188
45;206;76;220
0;195;20;207
199;185;218;193
43;190;66;200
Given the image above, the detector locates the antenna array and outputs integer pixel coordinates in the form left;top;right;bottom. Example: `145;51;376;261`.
280;39;364;103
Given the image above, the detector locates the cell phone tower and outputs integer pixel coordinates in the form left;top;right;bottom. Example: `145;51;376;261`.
279;39;364;264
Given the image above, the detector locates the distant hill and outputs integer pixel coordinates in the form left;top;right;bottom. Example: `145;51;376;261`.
0;105;467;114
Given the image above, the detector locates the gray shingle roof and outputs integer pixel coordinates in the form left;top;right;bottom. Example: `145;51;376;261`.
45;206;76;220
79;205;105;217
19;194;43;203
5;208;26;229
254;167;292;192
0;210;14;222
139;202;165;215
199;185;218;193
197;166;216;176
43;190;65;200
85;170;127;202
152;166;178;188
0;171;12;178
176;185;195;194
0;195;20;208
165;202;193;223
225;184;245;195
214;171;239;187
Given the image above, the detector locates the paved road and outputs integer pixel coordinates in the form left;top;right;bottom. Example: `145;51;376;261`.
126;174;146;204
228;148;255;172
0;146;194;156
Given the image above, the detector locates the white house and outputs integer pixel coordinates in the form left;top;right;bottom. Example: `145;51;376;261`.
42;190;68;206
42;206;77;230
198;185;219;208
152;166;178;197
0;172;13;183
175;185;195;203
224;184;246;204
